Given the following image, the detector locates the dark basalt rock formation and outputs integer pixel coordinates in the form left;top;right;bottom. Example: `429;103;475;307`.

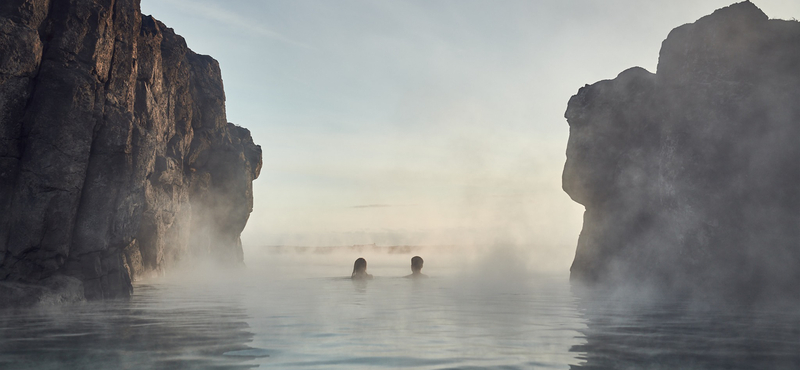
0;0;262;304
564;2;800;301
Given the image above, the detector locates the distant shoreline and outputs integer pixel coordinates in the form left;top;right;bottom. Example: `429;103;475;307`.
258;245;459;255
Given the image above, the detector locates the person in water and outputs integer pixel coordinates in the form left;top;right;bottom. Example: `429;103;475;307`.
405;256;428;278
351;257;373;280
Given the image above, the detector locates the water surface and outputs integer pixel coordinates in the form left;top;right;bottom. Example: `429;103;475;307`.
2;253;800;369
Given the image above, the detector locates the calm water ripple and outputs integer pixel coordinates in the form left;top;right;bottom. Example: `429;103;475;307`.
2;271;800;369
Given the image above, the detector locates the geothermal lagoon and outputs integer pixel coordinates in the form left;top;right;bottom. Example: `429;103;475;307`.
3;247;800;369
4;0;800;369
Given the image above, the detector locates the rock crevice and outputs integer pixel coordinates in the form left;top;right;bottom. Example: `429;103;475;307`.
0;0;262;303
564;2;800;301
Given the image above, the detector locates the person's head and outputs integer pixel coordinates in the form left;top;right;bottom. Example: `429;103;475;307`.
411;256;423;272
352;257;367;276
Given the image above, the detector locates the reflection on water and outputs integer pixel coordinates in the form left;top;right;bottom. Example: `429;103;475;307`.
571;290;800;370
243;273;582;369
2;266;800;369
0;283;260;370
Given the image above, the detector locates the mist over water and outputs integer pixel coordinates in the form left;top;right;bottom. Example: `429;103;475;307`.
3;0;800;369
3;246;800;369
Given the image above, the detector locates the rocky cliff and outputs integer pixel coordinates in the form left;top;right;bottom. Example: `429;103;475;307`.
564;2;800;301
0;0;262;304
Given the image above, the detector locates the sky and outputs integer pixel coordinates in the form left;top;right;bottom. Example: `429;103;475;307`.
140;0;800;271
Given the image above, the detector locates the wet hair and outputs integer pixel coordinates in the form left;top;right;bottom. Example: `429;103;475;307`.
411;256;423;271
352;257;367;277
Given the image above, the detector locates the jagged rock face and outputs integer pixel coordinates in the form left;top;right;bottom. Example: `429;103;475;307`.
564;1;800;301
0;0;262;301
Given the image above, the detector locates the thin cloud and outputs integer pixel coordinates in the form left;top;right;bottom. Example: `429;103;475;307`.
158;0;314;49
349;204;419;209
350;204;393;209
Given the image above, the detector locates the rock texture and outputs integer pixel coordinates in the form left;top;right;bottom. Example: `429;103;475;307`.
564;2;800;301
0;0;262;302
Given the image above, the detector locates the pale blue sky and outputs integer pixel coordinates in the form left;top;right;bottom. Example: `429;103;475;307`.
140;0;800;270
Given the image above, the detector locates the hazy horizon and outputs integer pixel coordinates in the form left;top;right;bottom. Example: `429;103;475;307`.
140;0;800;272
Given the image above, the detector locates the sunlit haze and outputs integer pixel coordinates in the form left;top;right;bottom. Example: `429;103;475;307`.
140;0;800;272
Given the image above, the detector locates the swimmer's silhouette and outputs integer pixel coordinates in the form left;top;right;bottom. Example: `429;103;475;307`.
351;257;373;280
404;256;428;278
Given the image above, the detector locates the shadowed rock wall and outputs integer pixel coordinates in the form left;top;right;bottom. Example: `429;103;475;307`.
0;0;262;302
563;1;800;301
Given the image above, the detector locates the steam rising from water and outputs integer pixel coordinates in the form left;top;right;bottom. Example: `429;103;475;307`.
7;247;800;369
237;242;565;283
